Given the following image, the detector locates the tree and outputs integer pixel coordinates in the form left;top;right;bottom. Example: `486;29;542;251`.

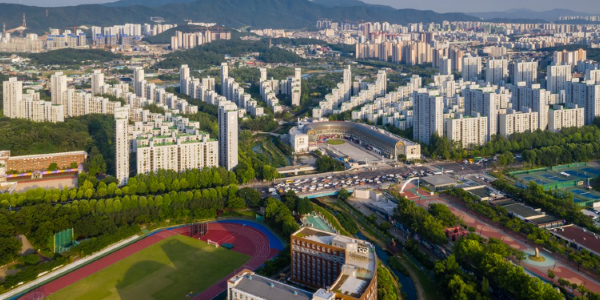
48;162;58;171
296;198;313;215
338;188;351;201
237;188;262;208
547;269;556;282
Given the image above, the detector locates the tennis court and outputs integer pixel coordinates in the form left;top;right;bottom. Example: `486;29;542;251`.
522;176;547;185
512;163;598;191
583;168;600;176
564;187;600;207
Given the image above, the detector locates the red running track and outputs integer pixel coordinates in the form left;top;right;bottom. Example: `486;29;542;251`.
18;223;278;300
193;223;279;300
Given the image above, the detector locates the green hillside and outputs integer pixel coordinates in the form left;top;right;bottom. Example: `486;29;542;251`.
0;0;479;34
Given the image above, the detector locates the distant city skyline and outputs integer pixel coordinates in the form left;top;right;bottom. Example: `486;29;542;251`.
361;0;600;13
1;0;599;14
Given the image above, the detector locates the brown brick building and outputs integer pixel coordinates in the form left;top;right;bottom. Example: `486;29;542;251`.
0;150;87;173
290;227;377;300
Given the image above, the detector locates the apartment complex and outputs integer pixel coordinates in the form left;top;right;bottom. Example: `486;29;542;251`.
170;29;231;50
132;115;218;175
2;79;64;123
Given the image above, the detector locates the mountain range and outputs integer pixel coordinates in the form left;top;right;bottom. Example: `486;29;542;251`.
468;9;591;21
0;0;480;34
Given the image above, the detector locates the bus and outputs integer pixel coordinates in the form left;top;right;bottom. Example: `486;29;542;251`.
285;179;294;184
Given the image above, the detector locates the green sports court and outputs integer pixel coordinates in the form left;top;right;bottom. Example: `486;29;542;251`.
510;163;600;206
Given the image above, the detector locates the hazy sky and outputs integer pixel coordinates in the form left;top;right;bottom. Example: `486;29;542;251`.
1;0;599;13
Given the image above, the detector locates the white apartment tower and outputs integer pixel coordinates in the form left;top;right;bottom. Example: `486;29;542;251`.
513;61;538;86
91;70;105;95
342;65;352;101
547;65;572;94
413;91;443;145
548;105;585;132
531;87;550;130
218;101;238;171
439;58;452;75
50;72;67;106
180;64;190;95
221;62;229;96
133;67;145;97
498;109;539;137
291;68;302;107
114;106;130;185
462;55;482;82
3;77;22;118
444;114;488;148
486;59;508;86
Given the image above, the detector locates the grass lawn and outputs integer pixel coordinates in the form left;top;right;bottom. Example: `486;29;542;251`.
47;234;249;300
326;139;345;145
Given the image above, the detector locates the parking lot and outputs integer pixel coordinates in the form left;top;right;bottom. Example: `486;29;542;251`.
318;139;385;164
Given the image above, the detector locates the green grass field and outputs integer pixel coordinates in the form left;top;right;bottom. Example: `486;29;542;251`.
326;139;345;145
47;235;249;300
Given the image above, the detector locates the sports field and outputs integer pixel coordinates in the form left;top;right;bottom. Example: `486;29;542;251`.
326;139;345;145
46;234;249;300
512;163;597;191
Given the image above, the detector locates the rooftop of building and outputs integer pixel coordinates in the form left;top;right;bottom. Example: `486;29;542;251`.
502;203;545;219
550;225;600;256
421;174;458;187
302;120;418;148
5;151;88;160
229;270;314;300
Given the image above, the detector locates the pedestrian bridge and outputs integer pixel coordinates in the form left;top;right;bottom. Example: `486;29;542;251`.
277;165;316;175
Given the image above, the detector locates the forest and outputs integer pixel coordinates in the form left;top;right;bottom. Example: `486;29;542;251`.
155;39;305;70
0;114;115;174
26;49;122;66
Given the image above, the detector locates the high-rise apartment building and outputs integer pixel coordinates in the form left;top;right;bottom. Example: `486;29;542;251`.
413;91;443;145
135;126;218;175
498;109;539;137
547;65;572;94
486;59;508;86
439;58;452;75
512;61;538;86
531;86;550;130
221;62;229;96
218;101;238;171
444;114;488;147
180;64;190;95
50;72;67;106
3;77;22;119
548;105;585;132
133;67;145;97
114;106;130;185
91;70;105;95
462;55;482;82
